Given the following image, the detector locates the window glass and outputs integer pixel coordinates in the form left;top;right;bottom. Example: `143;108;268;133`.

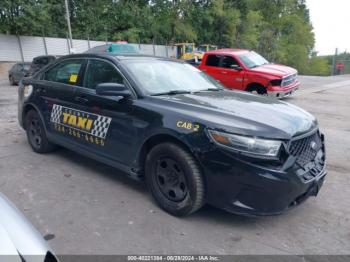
23;64;31;70
35;57;45;65
239;51;269;69
39;58;48;64
44;59;83;85
221;56;239;69
124;60;223;95
47;57;56;64
206;55;221;67
84;59;123;89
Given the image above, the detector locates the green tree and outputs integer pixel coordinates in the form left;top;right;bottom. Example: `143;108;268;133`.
0;0;51;35
0;0;323;75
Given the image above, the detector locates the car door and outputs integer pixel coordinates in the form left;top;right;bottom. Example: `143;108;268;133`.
39;58;86;143
202;54;224;83
218;55;245;90
69;58;137;166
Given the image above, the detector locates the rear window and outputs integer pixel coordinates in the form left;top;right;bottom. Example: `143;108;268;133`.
34;57;55;65
221;56;239;68
205;55;221;67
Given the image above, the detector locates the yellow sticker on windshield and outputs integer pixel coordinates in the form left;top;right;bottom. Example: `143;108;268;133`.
69;74;78;83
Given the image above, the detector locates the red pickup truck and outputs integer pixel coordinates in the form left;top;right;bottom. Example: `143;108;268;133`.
197;49;300;98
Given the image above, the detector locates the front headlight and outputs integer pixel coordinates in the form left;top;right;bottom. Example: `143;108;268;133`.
23;84;33;99
208;130;282;158
270;79;282;86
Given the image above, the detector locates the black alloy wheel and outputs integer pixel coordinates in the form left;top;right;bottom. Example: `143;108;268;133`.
146;142;205;216
25;110;57;153
155;157;188;202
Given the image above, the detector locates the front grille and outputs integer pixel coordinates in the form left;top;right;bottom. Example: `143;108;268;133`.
282;73;297;87
289;131;323;167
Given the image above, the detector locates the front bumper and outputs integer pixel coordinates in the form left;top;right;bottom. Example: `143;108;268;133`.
267;80;300;99
198;136;326;216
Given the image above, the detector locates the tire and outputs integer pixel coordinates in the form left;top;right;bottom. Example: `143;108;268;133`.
25;110;57;153
145;142;205;216
246;84;267;96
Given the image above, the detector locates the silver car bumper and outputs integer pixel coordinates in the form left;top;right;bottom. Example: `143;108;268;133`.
0;193;58;262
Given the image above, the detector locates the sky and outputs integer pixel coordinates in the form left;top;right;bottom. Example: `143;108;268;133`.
306;0;350;55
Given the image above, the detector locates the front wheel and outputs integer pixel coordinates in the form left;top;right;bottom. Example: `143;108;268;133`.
246;85;268;96
145;143;205;216
25;110;57;153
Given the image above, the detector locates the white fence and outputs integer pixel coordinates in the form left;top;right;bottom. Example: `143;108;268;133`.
0;34;176;62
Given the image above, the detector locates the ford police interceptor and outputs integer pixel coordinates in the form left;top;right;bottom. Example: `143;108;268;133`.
18;53;326;216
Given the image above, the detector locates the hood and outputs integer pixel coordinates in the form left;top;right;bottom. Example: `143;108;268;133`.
150;91;317;140
250;64;297;78
0;193;52;262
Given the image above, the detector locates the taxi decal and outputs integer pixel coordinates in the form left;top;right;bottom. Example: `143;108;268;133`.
50;104;112;142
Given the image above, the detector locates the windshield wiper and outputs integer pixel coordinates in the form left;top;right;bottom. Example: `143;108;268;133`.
194;88;224;93
151;90;193;96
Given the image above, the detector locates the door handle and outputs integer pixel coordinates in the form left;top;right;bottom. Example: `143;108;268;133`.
220;71;227;74
75;96;89;103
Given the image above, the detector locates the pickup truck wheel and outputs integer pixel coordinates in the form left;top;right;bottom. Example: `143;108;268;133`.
25;110;57;153
145;142;205;216
246;85;267;96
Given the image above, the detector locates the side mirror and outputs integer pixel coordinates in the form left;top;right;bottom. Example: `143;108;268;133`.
96;83;131;97
230;64;242;71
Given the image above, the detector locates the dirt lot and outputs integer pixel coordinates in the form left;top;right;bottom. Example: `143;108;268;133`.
0;65;349;256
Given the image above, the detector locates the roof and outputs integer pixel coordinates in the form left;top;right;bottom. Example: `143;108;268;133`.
33;55;56;59
85;43;141;54
206;48;249;55
58;52;173;62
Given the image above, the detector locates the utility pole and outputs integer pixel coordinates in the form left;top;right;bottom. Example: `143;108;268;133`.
332;48;338;75
65;0;73;52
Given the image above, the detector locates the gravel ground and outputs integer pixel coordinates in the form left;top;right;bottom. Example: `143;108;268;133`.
0;66;349;256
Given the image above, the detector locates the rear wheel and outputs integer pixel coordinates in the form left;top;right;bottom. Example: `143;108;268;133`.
145;142;205;216
25;110;57;153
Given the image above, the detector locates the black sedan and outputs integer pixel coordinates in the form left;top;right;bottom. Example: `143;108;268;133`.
18;53;326;216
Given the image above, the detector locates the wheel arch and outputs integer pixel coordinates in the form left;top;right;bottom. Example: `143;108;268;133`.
246;82;267;94
22;103;46;131
137;132;196;173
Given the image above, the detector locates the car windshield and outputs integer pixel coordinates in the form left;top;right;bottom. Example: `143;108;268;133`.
23;64;31;70
124;60;224;95
239;51;269;69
